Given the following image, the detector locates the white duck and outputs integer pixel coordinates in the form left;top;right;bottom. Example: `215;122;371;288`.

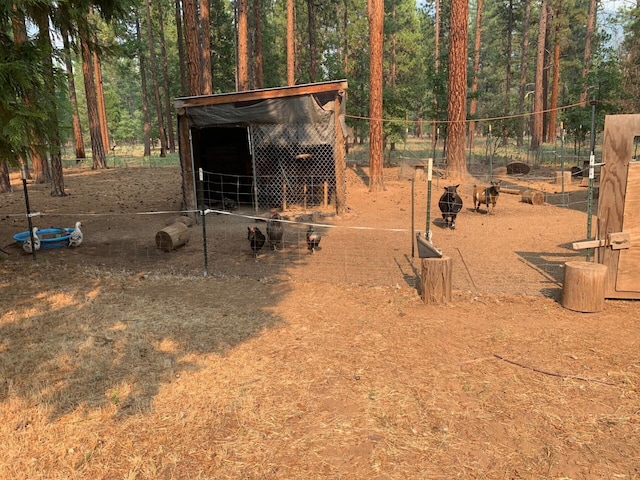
23;227;41;253
68;221;83;247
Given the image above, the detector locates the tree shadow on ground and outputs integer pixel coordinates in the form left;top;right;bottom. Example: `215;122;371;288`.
515;245;585;299
0;256;292;424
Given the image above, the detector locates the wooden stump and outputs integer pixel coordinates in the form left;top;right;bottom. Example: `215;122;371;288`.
421;256;453;304
555;170;572;185
156;222;190;252
562;261;608;312
521;189;545;205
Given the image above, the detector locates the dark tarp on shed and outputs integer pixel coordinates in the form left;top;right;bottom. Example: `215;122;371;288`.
175;80;348;214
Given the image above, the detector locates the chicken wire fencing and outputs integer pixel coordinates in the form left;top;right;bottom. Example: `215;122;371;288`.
198;123;339;211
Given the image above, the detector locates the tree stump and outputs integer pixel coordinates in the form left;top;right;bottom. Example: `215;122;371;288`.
421;256;453;304
156;222;190;252
562;261;608;312
521;189;545;205
555;170;572;185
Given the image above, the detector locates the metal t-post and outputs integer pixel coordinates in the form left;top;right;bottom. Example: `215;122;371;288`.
22;166;36;261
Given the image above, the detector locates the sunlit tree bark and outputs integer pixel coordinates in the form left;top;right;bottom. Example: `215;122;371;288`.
368;0;384;192
445;0;470;178
79;15;108;169
237;0;249;90
200;0;212;94
183;0;202;95
287;0;295;85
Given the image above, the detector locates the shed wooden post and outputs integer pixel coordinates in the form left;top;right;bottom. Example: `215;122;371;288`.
562;261;607;312
421;256;453;303
334;91;347;214
177;111;196;217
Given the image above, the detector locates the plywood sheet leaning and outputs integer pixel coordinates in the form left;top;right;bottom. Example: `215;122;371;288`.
597;114;640;299
616;162;640;292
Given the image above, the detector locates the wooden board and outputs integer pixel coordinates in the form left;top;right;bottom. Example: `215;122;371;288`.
616;162;640;291
597;114;640;299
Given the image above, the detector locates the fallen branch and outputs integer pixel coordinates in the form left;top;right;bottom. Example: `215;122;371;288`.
493;354;615;386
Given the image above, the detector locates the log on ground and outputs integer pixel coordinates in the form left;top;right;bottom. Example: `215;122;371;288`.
500;187;522;195
521;189;545;205
156;222;191;252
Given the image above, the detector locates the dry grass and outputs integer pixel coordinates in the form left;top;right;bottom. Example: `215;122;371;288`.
1;164;640;479
2;264;640;479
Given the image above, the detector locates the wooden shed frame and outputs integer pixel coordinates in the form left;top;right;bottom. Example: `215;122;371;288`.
174;80;348;215
595;114;640;299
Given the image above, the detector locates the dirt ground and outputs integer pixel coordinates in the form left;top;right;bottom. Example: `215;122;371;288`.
1;163;639;479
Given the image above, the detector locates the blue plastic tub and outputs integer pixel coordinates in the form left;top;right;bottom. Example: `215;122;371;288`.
14;227;74;250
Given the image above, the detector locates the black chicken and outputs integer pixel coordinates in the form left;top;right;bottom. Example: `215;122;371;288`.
266;212;284;250
247;226;266;259
306;226;321;253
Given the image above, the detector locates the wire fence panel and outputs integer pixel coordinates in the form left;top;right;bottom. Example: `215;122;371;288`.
251;124;337;210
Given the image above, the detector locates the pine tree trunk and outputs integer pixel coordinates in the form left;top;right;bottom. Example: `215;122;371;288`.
36;12;65;196
368;0;384;192
531;0;547;151
517;0;531;148
580;0;597;106
389;5;396;86
0;161;12;193
183;0;202;95
145;0;168;157
137;17;152;157
542;13;551;142
307;0;317;82
446;0;469;179
237;0;249;90
287;0;295;85
253;0;264;89
432;0;440;155
342;0;349;76
63;33;86;161
157;0;176;152
93;49;110;153
200;0;212;94
468;0;483;151
503;0;513;146
79;19;108;169
548;3;562;144
175;0;189;96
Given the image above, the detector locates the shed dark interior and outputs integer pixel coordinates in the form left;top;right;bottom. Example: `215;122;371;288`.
192;126;254;206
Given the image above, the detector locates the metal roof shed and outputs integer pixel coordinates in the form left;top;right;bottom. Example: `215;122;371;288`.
174;80;348;214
